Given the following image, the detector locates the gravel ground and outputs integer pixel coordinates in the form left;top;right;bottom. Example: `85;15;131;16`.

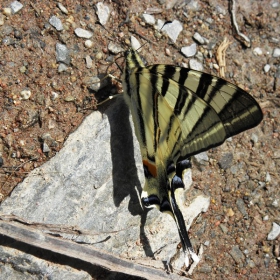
0;0;279;279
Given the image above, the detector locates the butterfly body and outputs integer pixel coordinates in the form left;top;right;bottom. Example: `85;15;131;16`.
122;48;263;265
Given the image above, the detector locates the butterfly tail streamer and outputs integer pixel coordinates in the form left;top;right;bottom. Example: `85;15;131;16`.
169;172;200;266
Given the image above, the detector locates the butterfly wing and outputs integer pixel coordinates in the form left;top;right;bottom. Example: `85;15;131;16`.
122;49;263;264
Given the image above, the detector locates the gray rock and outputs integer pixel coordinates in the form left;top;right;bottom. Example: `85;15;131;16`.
10;1;23;14
49;16;63;31
229;245;245;264
267;222;280;240
0;97;210;271
56;43;70;65
218;152;233;170
236;198;248;219
0;246;92;280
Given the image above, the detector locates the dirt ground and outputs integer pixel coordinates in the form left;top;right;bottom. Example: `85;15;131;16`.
0;0;279;279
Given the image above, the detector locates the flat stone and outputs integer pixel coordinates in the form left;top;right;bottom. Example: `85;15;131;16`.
0;97;210;271
161;20;183;43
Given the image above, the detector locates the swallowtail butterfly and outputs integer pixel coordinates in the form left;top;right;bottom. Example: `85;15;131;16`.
121;47;263;265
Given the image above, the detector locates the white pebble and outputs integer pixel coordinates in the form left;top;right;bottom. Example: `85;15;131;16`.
3;8;12;16
264;64;271;73
181;43;197;57
10;1;23;14
265;172;271;183
263;215;269;221
267;222;280;240
142;13;155;25
85;55;93;68
253;47;262;56
57;3;68;14
96;2;110;26
74;28;93;39
84;40;94;48
272;48;280;58
20;89;31;100
130;36;141;51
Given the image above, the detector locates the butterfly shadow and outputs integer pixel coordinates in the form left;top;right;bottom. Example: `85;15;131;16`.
98;96;154;258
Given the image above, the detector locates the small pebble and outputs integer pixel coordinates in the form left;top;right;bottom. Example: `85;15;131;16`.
267;223;280;240
56;43;70;65
264;64;271;73
64;96;75;102
3;8;12;16
265;172;271;183
49;16;63;31
218;152;233;170
226;208;235;217
96;2;110;26
10;1;23;14
219;224;228;233
142;13;155;25
189;59;203;71
0;14;5;25
251;133;259;144
57;63;68;72
20;89;31;100
253;47;262;56
74;28;93;39
51;91;59;100
272;48;280;57
204;240;210;246
181;43;197;57
229;245;245;264
263;215;269;221
108;41;124;54
85;55;92;68
84;40;93;48
161;20;183;43
130;35;141;51
95;52;103;60
57;3;68;14
42;142;50;153
236;198;248;219
193;32;205;45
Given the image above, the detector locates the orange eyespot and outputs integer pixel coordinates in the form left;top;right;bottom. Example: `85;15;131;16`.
143;159;157;178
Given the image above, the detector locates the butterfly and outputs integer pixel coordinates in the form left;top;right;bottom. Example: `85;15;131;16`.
121;47;263;266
